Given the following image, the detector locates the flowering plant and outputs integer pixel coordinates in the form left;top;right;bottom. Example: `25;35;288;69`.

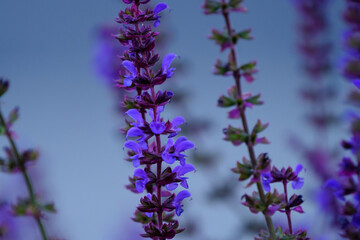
0;79;55;240
203;0;307;238
326;0;360;238
116;0;195;238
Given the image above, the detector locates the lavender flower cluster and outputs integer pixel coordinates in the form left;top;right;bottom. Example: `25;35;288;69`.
116;0;195;239
326;0;360;239
204;0;307;239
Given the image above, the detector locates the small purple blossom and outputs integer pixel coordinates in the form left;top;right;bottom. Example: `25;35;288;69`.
122;60;137;87
162;53;178;78
173;190;191;216
153;3;168;27
162;137;195;165
166;164;196;191
148;107;166;134
134;169;149;193
124;140;147;167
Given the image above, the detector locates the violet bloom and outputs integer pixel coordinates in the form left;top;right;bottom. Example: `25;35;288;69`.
125;109;144;127
162;53;178;78
166;164;196;191
261;172;272;192
122;60;137;87
266;164;305;191
292;164;305;190
148;107;166;134
173;190;191;216
134;169;149;193
124;140;147;167
153;3;168;27
162;137;195;165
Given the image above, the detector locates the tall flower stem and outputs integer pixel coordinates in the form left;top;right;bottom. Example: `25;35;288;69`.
0;109;48;240
153;87;164;240
220;5;276;239
283;181;293;234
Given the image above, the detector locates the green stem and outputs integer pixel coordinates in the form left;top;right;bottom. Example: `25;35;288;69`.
220;5;276;239
0;109;48;240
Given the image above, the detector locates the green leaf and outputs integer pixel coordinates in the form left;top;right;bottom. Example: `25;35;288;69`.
223;125;248;146
213;59;231;76
235;29;253;41
7;107;19;125
209;29;230;45
252;119;269;134
42;203;56;213
245;94;263;105
218;95;236;107
0;79;9;97
240;61;257;72
203;0;222;14
231;158;253;181
228;0;243;8
0;126;6;135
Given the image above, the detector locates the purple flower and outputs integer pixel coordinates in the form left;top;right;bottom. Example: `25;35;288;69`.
267;164;305;191
162;137;195;165
342;133;360;154
353;79;360;89
149;107;166;134
170;116;185;135
339;157;357;176
122;60;137;87
126;109;144;127
153;3;168;27
162;53;178;78
173;190;191;216
134;169;149;193
144;193;153;218
124;140;147;167
261;172;272;192
166;164;196;191
325;179;344;200
291;164;305;190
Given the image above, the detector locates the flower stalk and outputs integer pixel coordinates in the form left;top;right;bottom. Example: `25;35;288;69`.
220;5;276;238
0;79;54;240
116;1;195;239
204;0;307;238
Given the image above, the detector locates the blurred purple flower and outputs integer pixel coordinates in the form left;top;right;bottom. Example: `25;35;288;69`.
173;190;191;216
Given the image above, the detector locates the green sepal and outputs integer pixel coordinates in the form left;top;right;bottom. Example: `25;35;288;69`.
231;157;253;181
234;29;253;42
223;125;248;146
209;29;230;47
214;59;231;76
252;119;269;135
245;94;263;105
203;0;222;14
0;79;9;97
7;107;19;126
218;95;236;107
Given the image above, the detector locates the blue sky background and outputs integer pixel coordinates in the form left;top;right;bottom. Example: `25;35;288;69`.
0;0;350;239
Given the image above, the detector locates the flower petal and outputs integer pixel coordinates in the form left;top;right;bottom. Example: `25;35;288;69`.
291;177;304;190
174;164;196;176
153;3;167;14
150;122;166;134
174;190;191;203
124;140;142;153
166;183;178;191
122;60;137;75
172;116;185;127
126;109;143;125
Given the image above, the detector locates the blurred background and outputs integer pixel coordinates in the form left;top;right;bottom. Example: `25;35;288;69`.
0;0;352;239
